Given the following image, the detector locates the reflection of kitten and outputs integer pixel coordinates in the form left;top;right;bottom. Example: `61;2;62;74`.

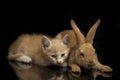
7;33;70;68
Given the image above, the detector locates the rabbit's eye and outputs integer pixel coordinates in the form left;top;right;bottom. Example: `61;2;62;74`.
80;52;84;57
79;49;84;57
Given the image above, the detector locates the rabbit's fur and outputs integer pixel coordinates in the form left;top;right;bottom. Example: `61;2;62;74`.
56;19;113;73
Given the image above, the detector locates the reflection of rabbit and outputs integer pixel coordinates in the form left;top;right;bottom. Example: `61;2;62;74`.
56;19;113;73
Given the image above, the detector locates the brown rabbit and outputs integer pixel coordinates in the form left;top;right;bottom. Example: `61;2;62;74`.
56;19;113;73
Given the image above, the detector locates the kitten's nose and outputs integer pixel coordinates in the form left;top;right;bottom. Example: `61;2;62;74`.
57;60;62;64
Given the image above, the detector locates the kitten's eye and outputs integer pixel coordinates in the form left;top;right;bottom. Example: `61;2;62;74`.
51;55;56;58
80;52;84;57
61;54;65;57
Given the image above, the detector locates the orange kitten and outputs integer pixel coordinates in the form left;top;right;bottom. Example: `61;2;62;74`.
7;33;70;69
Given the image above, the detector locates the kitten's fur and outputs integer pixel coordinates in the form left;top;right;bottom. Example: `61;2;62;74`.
8;33;70;69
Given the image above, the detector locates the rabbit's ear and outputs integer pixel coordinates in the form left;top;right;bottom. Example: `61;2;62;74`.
70;19;85;44
86;19;101;44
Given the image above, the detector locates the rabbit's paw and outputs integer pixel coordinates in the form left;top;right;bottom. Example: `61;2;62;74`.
97;71;112;77
69;64;81;77
100;65;113;72
70;64;81;73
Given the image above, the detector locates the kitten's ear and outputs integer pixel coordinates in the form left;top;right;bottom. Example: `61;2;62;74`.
62;34;70;47
41;36;51;50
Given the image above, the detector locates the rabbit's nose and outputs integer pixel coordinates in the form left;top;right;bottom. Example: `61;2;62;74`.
89;61;93;64
88;64;94;68
88;61;94;67
89;61;94;65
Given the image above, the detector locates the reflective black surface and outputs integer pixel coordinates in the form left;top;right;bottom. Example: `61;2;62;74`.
7;61;112;80
0;3;120;80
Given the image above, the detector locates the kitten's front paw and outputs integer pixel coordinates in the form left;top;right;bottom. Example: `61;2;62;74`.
16;56;32;69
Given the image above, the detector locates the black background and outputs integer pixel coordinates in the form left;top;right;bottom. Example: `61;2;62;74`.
0;2;120;80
